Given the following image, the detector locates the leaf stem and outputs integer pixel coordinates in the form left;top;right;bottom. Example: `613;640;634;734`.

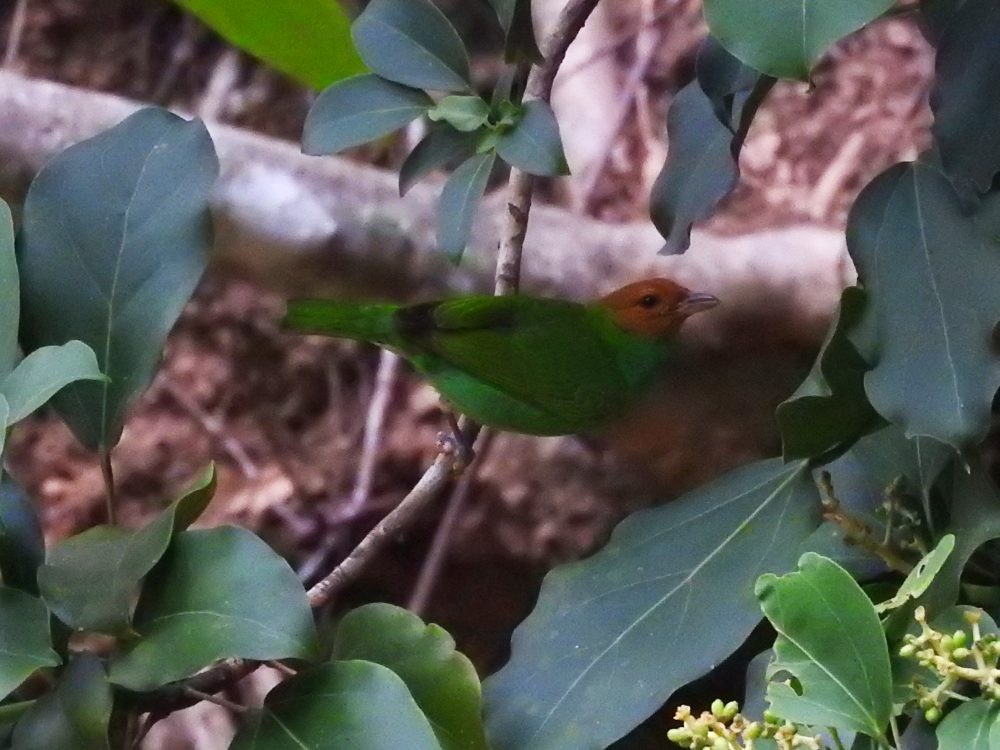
889;713;903;750
829;727;847;750
101;448;117;525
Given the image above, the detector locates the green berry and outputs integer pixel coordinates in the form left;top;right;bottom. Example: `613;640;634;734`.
952;646;971;660
925;707;943;724
723;701;739;719
952;630;968;648
711;699;726;719
744;723;762;740
763;710;780;724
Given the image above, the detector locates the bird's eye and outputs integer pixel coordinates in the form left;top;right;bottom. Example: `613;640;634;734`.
639;294;659;308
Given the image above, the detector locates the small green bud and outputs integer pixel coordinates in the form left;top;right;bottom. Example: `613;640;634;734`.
763;710;780;725
899;644;917;658
965;610;982;625
941;634;955;652
712;738;728;750
711;699;727;719
925;707;942;724
744;722;762;740
952;630;968;648
693;723;709;738
723;701;739;719
952;646;971;660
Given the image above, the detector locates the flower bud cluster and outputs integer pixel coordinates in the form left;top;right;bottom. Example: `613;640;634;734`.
667;702;824;749
898;607;1000;723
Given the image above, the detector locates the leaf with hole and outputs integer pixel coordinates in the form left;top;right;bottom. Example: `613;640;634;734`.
0;200;17;379
399;125;479;196
875;534;954;614
38;466;216;635
10;655;111;750
758;553;892;740
109;527;318;690
650;82;739;254
0;475;44;595
704;0;896;80
352;0;470;93
483;458;820;750
428;95;491;133
302;74;433;156
495;101;568;177
333;603;488;750
18;107;218;452
437;152;496;263
776;287;882;460
847;162;1000;449
930;0;1000;196
173;0;365;91
230;661;440;750
0;587;59;702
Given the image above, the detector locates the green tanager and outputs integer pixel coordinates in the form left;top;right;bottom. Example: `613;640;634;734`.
284;278;718;436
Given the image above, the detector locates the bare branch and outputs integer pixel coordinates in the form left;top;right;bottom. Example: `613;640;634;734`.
347;349;400;515
2;0;28;69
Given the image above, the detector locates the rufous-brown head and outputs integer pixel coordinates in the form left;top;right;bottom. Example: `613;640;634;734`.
600;278;719;338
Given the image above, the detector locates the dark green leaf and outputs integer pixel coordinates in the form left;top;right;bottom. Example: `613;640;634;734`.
487;0;542;63
650;82;739;254
936;697;1000;749
109;527;318;690
437;152;495;263
0;587;59;701
846;162;1000;449
302;74;433;156
38;466;216;634
399;125;479;196
0;397;6;459
428;95;491;133
0;200;17;379
758;554;892;740
777;287;882;459
230;661;440;750
930;0;1000;195
173;0;365;91
333;603;488;750
704;0;896;80
851;425;953;501
696;35;761;130
10;655;111;750
742;650;773;721
495;101;568;177
1;342;103;425
483;459;820;750
0;476;44;594
352;0;470;93
18;108;218;452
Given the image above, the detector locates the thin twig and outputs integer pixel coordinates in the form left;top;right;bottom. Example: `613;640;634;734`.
408;431;494;616
182;687;248;714
129;712;161;750
3;0;28;69
266;660;297;677
165;383;260;479
347;350;400;515
101;450;117;525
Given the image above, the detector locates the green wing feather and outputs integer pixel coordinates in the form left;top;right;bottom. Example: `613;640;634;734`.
397;295;632;423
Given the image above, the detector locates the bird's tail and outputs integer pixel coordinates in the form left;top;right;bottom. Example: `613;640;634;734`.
284;299;400;347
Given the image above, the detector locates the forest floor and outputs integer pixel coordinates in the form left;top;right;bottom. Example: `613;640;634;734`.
0;1;937;745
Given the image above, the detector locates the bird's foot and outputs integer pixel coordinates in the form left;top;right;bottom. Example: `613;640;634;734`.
437;413;475;471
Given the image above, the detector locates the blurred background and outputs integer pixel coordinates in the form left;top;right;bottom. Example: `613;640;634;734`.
0;0;933;746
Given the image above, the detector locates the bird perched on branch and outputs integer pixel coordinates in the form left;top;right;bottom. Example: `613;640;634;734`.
285;279;718;437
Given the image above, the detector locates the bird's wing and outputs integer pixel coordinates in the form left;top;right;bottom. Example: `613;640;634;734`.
396;295;628;420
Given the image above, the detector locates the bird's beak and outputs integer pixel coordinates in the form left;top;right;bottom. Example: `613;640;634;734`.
675;291;720;317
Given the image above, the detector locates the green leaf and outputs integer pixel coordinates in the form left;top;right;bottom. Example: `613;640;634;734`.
846;162;1000;449
483;458;820;750
695;35;762;130
173;0;365;91
495;101;568;177
437;152;495;263
352;0;470;93
0;342;104;426
0;396;6;459
428;95;491;133
936;697;1000;750
18;108;218;452
302;74;433;156
0;587;60;702
399;125;479;196
0;476;44;594
487;0;542;63
650;82;739;254
777;287;882;460
231;661;440;750
704;0;895;80
0;200;17;379
930;0;1000;196
874;534;954;614
851;425;952;506
38;466;216;634
109;527;318;690
757;553;892;740
10;654;111;750
333;604;488;750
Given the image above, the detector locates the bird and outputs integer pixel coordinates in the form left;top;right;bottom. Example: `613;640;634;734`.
284;278;718;437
